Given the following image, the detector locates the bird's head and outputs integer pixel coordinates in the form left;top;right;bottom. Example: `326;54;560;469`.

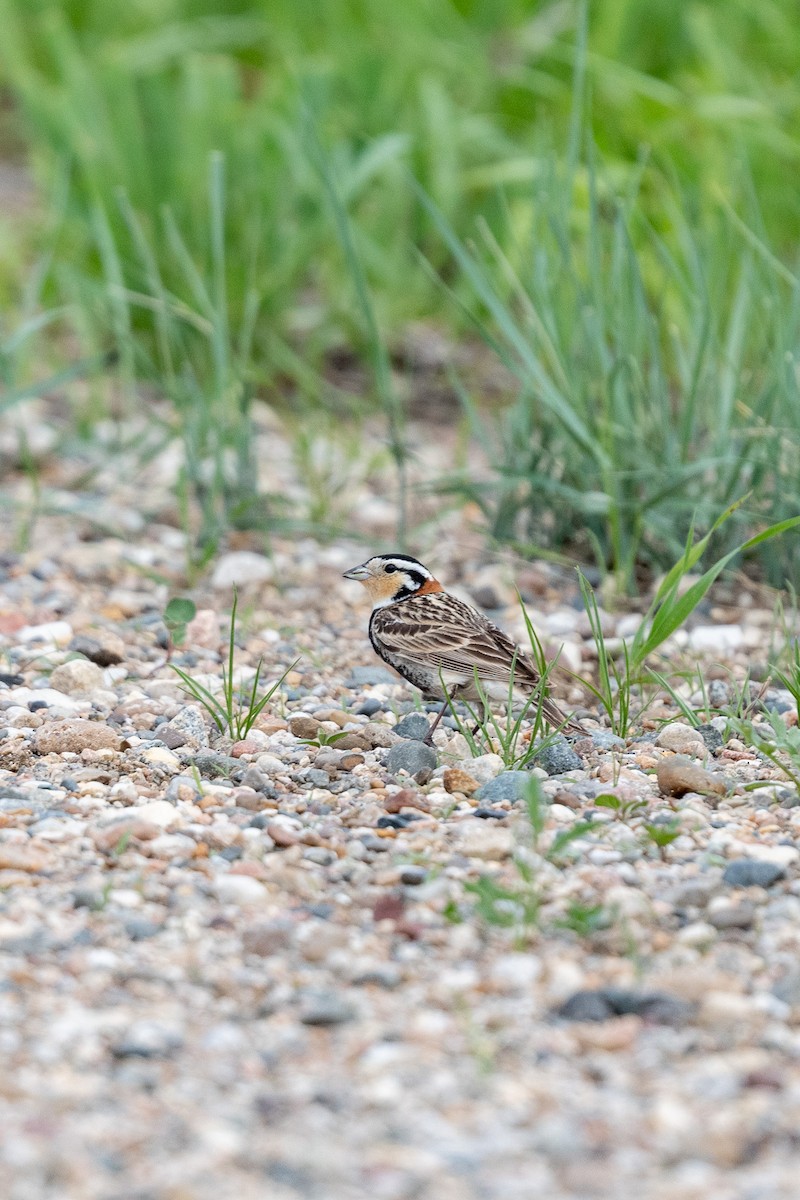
343;553;443;607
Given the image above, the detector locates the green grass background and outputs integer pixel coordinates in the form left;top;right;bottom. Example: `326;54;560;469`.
1;0;799;587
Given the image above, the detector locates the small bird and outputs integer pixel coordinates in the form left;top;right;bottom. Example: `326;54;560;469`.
343;553;581;743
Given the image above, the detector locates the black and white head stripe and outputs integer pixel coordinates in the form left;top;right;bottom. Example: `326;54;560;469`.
375;554;431;578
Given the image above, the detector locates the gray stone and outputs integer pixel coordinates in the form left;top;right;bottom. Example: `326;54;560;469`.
696;724;724;752
394;713;433;741
708;901;756;930
163;705;210;748
534;738;583;776
48;659;106;695
191;753;241;777
211;551;273;588
474;771;532;804
345;666;398;687
299;990;357;1026
111;1021;184;1059
590;731;626;750
385;740;437;780
239;767;277;796
559;988;693;1025
68;632;125;667
722;859;786;889
400;865;428;885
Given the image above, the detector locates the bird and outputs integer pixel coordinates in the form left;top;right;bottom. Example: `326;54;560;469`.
343;553;581;743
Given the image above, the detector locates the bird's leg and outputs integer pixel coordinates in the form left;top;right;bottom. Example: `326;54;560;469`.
423;687;459;746
469;696;491;739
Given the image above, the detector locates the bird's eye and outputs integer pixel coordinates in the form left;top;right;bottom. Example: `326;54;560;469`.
384;564;397;574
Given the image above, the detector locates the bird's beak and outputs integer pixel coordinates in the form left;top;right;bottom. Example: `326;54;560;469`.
343;563;372;582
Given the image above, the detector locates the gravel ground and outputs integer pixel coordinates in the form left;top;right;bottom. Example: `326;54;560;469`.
2;414;800;1200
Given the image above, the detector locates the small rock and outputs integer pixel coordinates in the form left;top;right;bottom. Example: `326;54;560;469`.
49;659;105;695
299;990;357;1026
68;632;126;666
139;746;181;772
655;723;705;754
357;722;396;750
356;699;383;717
289;715;322;739
92;818;160;852
558;990;613;1021
0;844;52;873
231;739;260;758
394;713;433;741
17;620;73;646
211;551;274;588
213;874;270;906
656;756;727;799
474;771;531;804
400;866;427;886
345;666;398;687
722;860;786;889
696;724;724;752
135;800;181;829
558;989;693;1025
590;731;626;750
111;1021;184;1059
162;705;209;748
242;920;294;956
385;741;437;780
455;819;515;860
266;820;300;848
443;767;480;796
707;901;756;930
458;753;505;785
535;737;582;775
33;720;121;754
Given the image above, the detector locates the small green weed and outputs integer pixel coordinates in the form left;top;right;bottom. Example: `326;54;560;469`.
458;777;595;944
642;820;682;861
735;712;800;791
574;501;800;731
172;588;298;740
593;794;648;822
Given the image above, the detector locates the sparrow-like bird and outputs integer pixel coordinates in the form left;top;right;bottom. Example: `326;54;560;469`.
343;553;581;743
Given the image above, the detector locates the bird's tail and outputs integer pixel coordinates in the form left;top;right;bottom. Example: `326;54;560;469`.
538;691;583;736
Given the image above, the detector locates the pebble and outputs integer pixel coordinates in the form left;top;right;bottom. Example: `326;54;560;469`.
707;900;756;929
385;740;437;780
454;819;515;860
393;713;433;741
656;756;727;799
442;767;480;795
289;715;321;739
0;844;52;872
299;990;357;1026
213;874;270;906
722;859;786;888
33;719;121;754
17;620;73;646
655;723;706;754
474;771;531;804
48;659;106;695
345;666;398;687
211;551;274;588
68;631;126;666
534;737;582;775
161;705;210;748
590;730;627;750
696;723;724;752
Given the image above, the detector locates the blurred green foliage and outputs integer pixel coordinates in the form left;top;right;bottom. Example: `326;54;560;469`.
0;0;798;583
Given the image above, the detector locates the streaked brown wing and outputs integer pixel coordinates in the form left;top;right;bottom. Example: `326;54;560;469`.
373;593;541;685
